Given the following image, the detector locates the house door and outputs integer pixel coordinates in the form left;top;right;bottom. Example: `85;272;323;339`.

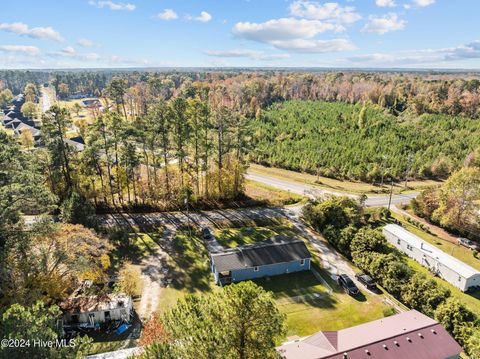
105;311;111;321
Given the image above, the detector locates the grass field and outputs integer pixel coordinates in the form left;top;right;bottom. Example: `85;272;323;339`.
245;179;304;206
249;163;442;195
157;229;217;313
254;270;392;336
213;220;300;248
391;213;480;271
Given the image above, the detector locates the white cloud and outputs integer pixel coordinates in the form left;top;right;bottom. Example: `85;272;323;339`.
289;1;361;24
376;0;396;7
157;9;178;20
413;0;435;7
269;38;355;53
349;40;480;66
186;11;213;22
61;46;76;55
77;38;95;47
88;1;136;11
362;13;406;34
48;48;101;61
233;17;354;53
204;49;290;61
0;22;63;42
233;18;340;42
195;11;212;23
0;45;40;56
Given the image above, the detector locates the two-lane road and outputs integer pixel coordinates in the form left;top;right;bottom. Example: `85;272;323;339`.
246;171;418;207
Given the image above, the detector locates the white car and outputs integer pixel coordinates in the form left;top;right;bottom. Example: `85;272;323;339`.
457;237;479;250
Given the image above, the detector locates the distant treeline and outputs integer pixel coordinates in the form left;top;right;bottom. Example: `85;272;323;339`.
2;70;480;117
250;101;480;181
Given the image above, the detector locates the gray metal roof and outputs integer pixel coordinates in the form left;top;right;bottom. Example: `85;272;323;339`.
211;236;311;272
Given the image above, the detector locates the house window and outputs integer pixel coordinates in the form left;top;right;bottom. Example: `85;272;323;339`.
397;239;401;245
407;244;413;251
254;266;259;272
459;276;462;282
300;259;305;266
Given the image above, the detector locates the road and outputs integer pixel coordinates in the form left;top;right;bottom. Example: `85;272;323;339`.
41;87;53;113
246;171;418;207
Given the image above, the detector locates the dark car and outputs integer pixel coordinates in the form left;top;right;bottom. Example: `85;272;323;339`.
337;274;359;296
201;227;213;241
355;273;376;289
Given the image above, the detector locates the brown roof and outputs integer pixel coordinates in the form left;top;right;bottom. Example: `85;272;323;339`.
277;310;463;359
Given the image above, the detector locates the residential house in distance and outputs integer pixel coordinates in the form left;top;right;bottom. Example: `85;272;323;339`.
383;224;480;292
60;293;133;327
210;236;311;285
66;135;85;152
2;93;43;146
277;310;463;359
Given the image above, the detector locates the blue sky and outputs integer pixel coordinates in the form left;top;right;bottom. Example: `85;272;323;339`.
0;0;479;69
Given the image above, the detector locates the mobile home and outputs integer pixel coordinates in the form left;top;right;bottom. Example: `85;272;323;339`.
383;224;480;292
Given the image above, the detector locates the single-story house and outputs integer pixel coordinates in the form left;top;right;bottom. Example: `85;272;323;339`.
13;122;42;143
277;310;463;359
383;224;480;292
66;136;85;152
210;236;311;285
60;294;133;327
82;99;101;108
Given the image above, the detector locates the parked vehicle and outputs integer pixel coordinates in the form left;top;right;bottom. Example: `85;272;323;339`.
355;273;377;289
337;274;359;295
458;237;479;250
202;227;213;241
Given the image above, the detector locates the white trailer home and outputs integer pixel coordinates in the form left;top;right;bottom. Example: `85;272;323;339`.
60;293;133;327
383;224;480;292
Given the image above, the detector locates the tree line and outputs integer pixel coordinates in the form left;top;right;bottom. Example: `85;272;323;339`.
38;81;250;215
301;196;480;357
412;166;480;240
3;70;480;117
250;100;480;181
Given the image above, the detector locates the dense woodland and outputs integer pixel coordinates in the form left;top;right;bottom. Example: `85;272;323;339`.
251;100;480;181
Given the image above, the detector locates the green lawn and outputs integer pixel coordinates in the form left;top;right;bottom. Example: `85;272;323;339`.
249;163;442;195
254;271;392;337
245;179;304;206
213;221;301;248
110;233;158;269
157;229;217;313
392;213;480;271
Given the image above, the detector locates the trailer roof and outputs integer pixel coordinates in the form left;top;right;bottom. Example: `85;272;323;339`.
383;224;480;279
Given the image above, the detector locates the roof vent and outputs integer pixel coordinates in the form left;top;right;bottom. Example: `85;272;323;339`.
343;353;348;359
365;349;371;356
418;333;424;338
406;337;412;342
383;344;388;350
431;329;437;334
394;340;399;346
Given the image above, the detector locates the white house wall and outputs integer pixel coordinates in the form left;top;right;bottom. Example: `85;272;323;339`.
383;230;475;292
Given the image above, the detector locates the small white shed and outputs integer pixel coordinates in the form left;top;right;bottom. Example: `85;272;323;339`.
383;224;480;292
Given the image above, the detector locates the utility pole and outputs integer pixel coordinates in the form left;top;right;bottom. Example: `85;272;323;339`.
404;153;414;189
388;178;394;210
381;155;388;186
316;148;323;183
184;193;191;240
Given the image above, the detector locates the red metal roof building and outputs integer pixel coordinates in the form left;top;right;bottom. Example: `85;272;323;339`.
277;310;462;359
